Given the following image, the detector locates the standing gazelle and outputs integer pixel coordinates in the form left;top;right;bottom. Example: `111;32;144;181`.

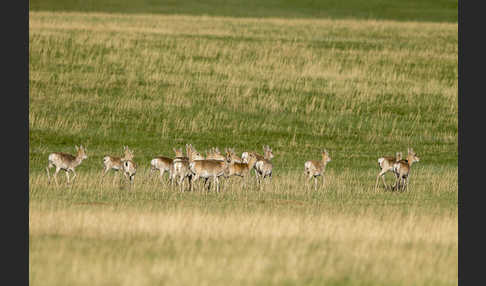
375;151;403;190
254;145;274;186
170;147;203;192
187;144;227;192
393;148;420;191
46;145;88;185
102;146;134;185
150;150;175;184
122;159;137;186
304;149;331;190
224;149;258;189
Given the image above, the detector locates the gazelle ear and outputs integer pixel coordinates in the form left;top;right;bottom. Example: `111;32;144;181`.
75;145;79;151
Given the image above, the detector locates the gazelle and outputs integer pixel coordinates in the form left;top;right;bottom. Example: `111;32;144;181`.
150;151;175;184
304;149;331;190
393;148;420;191
375;151;403;190
224;149;258;189
187;144;227;192
46;145;88;185
122;159;137;186
102;146;134;185
254;145;274;185
170;147;203;191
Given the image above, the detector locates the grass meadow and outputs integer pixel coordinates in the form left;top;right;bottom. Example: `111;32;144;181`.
29;1;457;285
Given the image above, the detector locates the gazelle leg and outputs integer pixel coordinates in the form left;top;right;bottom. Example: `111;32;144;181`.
71;169;77;183
53;167;60;186
314;176;318;190
112;171;118;186
215;176;220;193
46;165;52;184
375;171;385;190
65;171;70;184
101;167;109;179
159;169;165;183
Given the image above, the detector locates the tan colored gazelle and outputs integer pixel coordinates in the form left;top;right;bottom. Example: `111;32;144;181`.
224;149;258;189
46;145;88;185
122;159;137;186
150;150;176;184
102;146;134;185
254;145;274;185
392;148;420;191
170;147;203;191
375;151;403;190
187;144;227;192
304;149;331;190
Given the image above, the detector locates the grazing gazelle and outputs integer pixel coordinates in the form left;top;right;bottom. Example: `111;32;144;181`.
46;145;88;185
150;151;175;184
102;146;134;185
375;151;403;190
187;144;227;192
304;149;331;190
254;145;274;185
122;159;137;186
393;148;420;191
224;149;258;189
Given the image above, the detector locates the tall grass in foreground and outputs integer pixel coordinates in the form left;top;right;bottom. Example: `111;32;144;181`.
30;167;457;286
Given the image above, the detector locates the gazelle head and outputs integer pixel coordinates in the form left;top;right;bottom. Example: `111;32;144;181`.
186;144;204;161
75;145;88;160
407;148;420;164
123;146;134;160
224;148;233;164
263;145;274;160
321;149;331;164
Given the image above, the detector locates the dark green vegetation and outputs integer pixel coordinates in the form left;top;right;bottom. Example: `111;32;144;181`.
30;0;458;23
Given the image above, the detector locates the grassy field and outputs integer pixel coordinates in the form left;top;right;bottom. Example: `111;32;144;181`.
29;1;458;285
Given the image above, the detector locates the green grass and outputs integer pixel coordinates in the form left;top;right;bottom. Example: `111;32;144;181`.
29;2;457;285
